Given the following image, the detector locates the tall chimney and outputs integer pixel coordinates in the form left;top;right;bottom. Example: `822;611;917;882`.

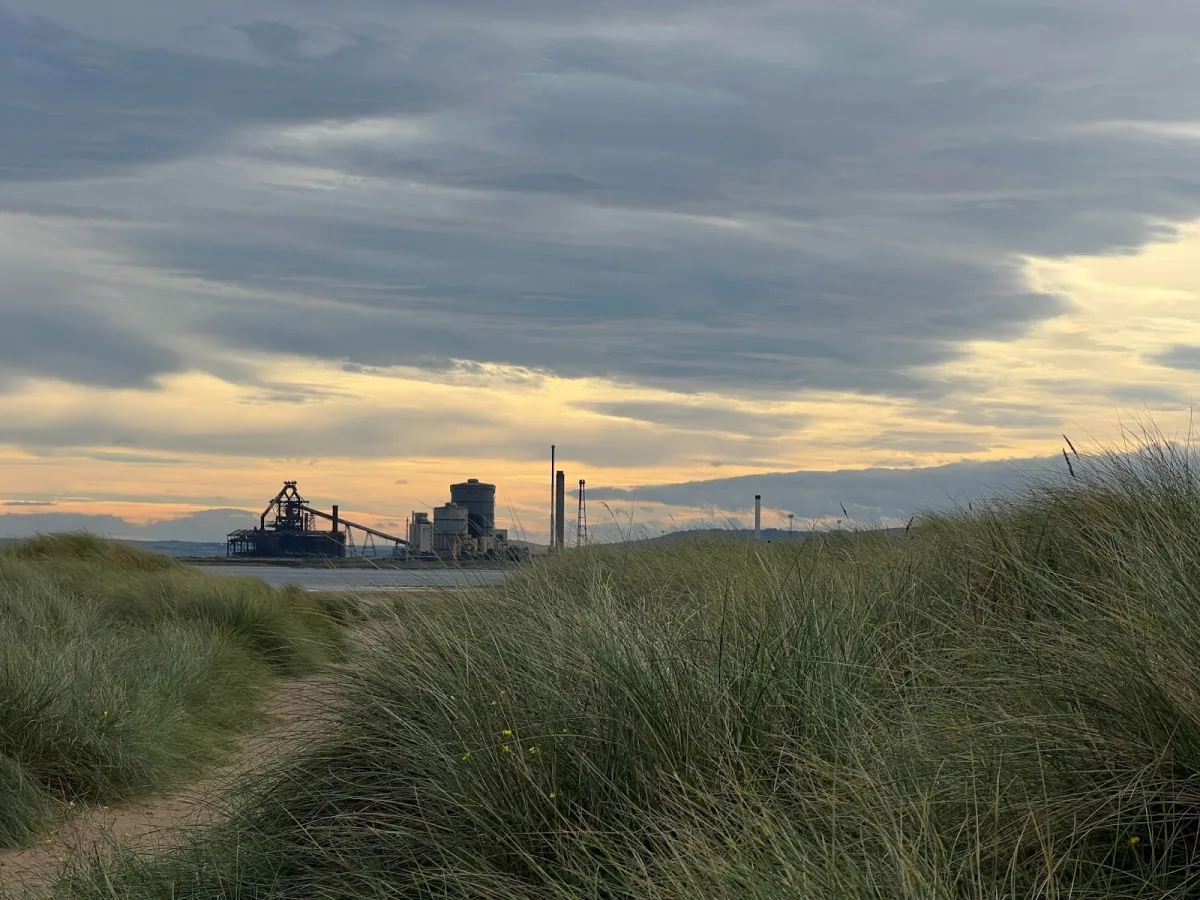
550;445;556;550
332;504;340;533
754;495;762;541
555;470;566;552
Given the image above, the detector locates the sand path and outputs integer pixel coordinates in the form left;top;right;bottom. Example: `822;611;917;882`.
0;675;334;893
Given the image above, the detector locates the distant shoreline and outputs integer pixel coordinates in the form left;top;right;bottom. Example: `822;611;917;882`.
186;557;515;570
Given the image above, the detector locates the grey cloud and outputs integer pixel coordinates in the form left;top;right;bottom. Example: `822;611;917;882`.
708;459;785;469
1109;384;1194;408
240;21;302;59
578;400;805;438
2;1;1200;400
239;384;357;405
588;455;1064;523
0;241;182;388
129;207;1059;397
942;403;1066;432
0;12;467;182
1152;345;1200;372
0;406;501;461
0;303;178;389
857;430;991;455
0;397;780;470
84;451;190;465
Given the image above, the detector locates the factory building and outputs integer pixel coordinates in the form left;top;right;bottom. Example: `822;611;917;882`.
228;479;527;562
432;501;468;553
408;512;434;555
226;482;406;559
409;479;526;561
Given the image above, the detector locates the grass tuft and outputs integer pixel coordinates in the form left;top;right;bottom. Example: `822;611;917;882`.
0;534;345;851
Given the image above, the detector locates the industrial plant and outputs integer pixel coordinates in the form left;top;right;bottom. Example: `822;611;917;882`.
226;479;529;562
406;478;527;562
228;447;777;563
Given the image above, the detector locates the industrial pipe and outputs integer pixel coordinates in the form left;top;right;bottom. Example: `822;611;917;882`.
555;470;566;551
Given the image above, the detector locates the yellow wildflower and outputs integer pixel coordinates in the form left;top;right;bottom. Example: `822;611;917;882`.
502;744;511;753
1130;836;1140;846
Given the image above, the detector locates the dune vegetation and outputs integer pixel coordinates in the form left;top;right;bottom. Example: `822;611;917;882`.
0;533;348;852
26;435;1200;898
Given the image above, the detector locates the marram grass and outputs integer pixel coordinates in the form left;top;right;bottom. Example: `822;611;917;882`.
0;533;348;850
45;436;1200;898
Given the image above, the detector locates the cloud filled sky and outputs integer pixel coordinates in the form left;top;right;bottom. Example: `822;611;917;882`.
2;0;1200;541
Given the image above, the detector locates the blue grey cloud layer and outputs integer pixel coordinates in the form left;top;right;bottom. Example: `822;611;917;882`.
588;454;1062;523
3;0;1200;399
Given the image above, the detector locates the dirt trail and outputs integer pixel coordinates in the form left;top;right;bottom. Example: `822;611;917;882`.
0;676;334;893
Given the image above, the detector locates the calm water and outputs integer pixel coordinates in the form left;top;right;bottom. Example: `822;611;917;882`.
192;564;509;592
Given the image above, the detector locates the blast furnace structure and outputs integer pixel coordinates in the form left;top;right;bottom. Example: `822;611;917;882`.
228;478;528;562
226;481;407;559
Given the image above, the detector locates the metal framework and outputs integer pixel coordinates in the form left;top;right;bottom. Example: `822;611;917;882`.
227;481;408;558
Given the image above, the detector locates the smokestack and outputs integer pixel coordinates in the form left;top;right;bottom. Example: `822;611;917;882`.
332;504;340;533
555;470;566;552
550;445;556;550
754;495;761;541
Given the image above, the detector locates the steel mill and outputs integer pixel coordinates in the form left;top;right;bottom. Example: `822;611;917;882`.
227;479;528;561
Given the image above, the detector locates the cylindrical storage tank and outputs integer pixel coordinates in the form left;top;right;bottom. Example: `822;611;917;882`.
408;512;434;554
433;502;469;553
450;478;496;538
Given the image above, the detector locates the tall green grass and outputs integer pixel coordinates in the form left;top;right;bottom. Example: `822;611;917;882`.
0;533;347;850
52;437;1200;897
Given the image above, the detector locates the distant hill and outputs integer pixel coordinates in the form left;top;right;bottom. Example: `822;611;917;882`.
0;509;257;543
509;540;550;557
0;537;228;558
607;526;911;547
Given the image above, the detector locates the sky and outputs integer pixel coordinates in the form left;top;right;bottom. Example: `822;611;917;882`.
2;0;1200;543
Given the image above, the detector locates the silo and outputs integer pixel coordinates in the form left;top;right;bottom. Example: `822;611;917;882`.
433;502;469;553
408;512;434;555
450;478;496;538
